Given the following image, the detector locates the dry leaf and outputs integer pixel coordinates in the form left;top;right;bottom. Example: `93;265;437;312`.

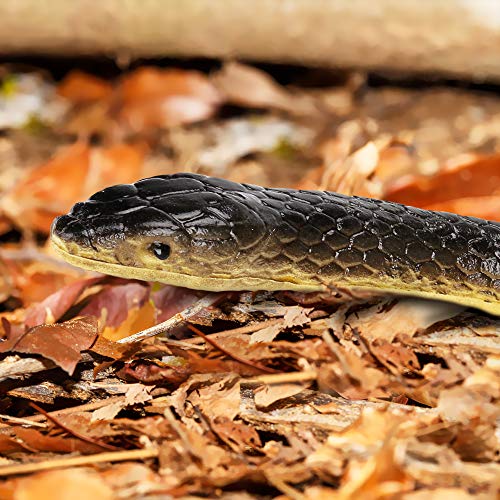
0;316;98;375
386;153;500;220
118;67;220;131
12;468;113;500
58;70;113;103
213;62;320;117
347;298;464;343
254;383;306;409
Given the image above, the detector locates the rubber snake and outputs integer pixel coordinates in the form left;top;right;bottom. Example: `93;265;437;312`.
51;173;500;315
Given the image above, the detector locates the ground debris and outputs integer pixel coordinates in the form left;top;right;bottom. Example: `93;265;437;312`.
0;62;499;498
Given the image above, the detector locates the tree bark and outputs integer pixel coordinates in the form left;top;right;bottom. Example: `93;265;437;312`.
1;0;500;81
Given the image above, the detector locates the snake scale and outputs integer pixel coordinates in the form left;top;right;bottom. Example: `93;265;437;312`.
51;173;500;315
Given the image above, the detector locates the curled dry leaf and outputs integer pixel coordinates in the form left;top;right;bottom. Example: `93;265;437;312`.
0;316;98;375
118;67;221;131
346;298;465;344
250;305;312;344
1;427;106;455
254;383;307;410
213;62;320;117
437;359;500;424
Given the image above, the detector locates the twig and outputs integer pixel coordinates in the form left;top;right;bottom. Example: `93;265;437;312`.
0;448;158;477
29;402;120;452
187;324;279;374
157;338;206;350
116;292;224;343
0;414;46;428
184;318;284;344
250;370;317;384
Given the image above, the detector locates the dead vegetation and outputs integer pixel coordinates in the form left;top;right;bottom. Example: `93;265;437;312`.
0;62;498;498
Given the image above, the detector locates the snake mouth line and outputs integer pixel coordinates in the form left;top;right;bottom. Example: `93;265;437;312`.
50;234;323;293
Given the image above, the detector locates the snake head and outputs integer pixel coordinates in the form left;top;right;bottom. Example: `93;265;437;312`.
50;173;280;289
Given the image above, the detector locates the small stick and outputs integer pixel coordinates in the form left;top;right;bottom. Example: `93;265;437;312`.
250;370;317;384
0;414;47;428
184;318;283;344
0;448;158;477
117;292;223;343
29;403;119;452
187;324;279;374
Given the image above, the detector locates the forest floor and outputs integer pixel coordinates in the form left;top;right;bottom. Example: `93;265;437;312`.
0;61;498;498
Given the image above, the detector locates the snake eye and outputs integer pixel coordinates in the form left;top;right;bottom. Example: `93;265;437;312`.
150;242;171;260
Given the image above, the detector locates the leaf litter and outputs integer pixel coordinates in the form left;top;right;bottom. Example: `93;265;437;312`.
0;62;499;499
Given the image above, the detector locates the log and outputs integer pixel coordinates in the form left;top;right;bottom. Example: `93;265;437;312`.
1;1;500;81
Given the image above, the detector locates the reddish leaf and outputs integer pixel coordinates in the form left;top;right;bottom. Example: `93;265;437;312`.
58;70;113;103
79;281;150;328
152;285;202;322
25;276;103;328
386;153;500;220
424;196;500;221
0;317;98;375
118;67;221;131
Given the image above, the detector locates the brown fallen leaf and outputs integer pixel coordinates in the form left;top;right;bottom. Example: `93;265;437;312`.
254;383;307;410
2;427;106;455
187;375;240;421
0;253;83;307
213;62;321;117
10;468;113;500
58;70;114;104
24;276;103;328
0;316;98;375
346;298;465;343
118;67;221;131
249;305;312;344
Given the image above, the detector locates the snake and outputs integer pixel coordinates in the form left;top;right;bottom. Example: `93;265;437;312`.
50;172;500;316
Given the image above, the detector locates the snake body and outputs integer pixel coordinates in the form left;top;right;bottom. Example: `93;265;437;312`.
51;173;500;315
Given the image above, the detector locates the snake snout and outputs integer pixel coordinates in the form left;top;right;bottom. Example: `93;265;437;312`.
51;214;97;251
